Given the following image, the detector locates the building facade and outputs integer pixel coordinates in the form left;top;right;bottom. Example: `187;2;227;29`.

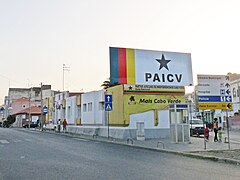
81;90;105;125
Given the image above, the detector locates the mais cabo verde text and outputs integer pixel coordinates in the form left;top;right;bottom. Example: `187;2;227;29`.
139;99;181;104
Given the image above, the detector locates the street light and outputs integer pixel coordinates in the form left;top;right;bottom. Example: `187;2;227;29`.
63;64;70;91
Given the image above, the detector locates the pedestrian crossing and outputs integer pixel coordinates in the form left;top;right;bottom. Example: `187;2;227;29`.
0;140;9;144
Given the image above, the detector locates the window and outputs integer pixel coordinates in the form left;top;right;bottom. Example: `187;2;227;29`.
83;104;87;112
88;102;92;111
22;104;26;108
99;102;104;110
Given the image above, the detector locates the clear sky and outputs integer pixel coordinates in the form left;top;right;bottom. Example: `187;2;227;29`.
0;0;240;104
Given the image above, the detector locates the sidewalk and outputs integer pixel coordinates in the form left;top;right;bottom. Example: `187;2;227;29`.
63;130;240;151
36;128;240;165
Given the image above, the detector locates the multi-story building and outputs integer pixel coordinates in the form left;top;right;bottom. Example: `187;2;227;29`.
230;79;240;115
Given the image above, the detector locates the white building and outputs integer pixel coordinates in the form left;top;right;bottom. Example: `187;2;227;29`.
66;95;81;125
81;90;105;125
231;79;240;115
54;91;69;124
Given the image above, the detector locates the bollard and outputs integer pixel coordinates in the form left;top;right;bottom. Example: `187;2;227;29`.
93;134;97;139
157;141;165;149
127;138;133;145
224;137;229;143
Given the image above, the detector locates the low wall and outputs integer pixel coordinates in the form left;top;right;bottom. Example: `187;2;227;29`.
67;126;170;140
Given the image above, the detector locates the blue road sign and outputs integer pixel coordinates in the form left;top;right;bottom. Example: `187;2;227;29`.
169;104;188;109
198;96;232;102
105;103;112;111
0;107;4;113
105;94;112;103
105;94;112;111
43;106;48;115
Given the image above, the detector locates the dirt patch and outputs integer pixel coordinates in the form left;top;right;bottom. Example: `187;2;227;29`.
191;149;240;160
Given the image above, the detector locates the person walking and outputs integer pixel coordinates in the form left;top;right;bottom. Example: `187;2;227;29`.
63;119;67;133
213;118;218;142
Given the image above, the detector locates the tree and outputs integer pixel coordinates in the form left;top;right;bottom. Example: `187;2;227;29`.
3;115;16;128
101;80;110;89
101;78;119;89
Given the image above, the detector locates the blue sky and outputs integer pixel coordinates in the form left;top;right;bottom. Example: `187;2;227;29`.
0;0;240;103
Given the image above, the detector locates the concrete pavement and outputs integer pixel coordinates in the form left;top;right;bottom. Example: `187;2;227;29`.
62;129;240;151
35;128;240;165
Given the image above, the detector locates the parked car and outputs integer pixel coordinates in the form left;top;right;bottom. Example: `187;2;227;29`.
22;122;38;128
190;119;205;137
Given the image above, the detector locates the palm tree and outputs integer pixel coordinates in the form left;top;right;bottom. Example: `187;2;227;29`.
101;78;119;89
101;79;110;89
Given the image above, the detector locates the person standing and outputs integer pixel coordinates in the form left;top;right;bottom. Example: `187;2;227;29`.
218;127;224;142
63;119;67;133
205;124;209;142
213;118;218;142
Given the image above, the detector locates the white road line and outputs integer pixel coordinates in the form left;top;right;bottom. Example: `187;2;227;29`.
0;140;10;144
13;140;22;143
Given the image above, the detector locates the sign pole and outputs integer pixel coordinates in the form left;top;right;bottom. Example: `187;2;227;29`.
226;110;231;150
108;111;109;139
174;104;178;143
104;94;112;139
202;111;206;150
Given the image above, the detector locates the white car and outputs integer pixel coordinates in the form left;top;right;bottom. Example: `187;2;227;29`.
189;119;205;136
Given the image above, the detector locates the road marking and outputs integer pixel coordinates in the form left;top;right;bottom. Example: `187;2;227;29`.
0;140;9;144
13;139;22;143
72;138;89;142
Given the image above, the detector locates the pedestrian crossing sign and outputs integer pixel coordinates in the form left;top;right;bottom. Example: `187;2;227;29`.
105;94;113;111
105;103;112;111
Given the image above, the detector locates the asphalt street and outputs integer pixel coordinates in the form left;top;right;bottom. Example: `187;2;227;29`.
1;128;240;180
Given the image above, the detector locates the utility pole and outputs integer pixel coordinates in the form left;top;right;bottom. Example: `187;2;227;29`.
40;82;43;131
47;97;49;124
28;88;31;128
238;80;240;112
63;64;70;91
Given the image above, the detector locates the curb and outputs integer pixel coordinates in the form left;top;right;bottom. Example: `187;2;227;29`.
28;128;240;166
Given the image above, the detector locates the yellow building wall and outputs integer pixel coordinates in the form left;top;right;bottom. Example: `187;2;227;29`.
108;85;185;126
123;93;185;126
107;85;124;126
43;96;53;124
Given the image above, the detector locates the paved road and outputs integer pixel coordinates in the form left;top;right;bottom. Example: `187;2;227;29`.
1;128;240;180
